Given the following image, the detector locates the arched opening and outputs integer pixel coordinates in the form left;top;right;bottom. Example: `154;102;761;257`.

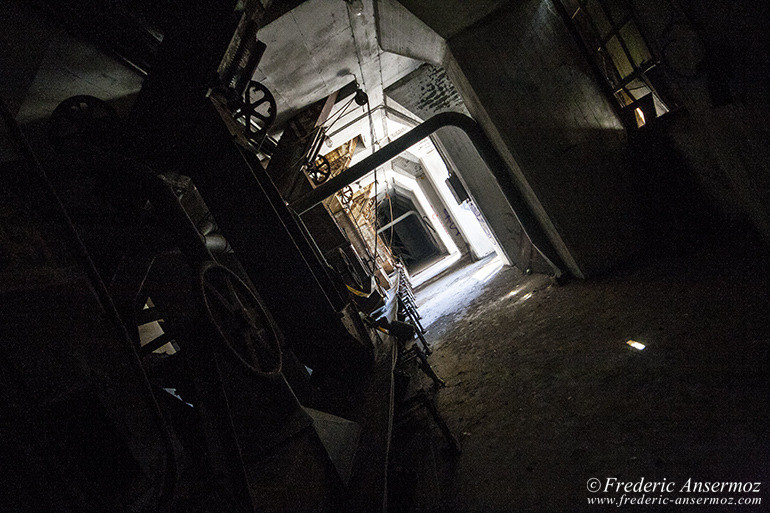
376;184;445;272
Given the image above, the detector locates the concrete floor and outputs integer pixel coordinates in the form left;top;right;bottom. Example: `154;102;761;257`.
390;240;769;512
410;253;504;345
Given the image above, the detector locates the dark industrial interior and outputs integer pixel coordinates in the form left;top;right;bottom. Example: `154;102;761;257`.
1;0;768;511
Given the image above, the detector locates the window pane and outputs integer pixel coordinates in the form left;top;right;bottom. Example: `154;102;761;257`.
585;0;613;38
620;21;652;67
614;89;634;106
606;35;634;78
653;93;670;116
625;78;651;100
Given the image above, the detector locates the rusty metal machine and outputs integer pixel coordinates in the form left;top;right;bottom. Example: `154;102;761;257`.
0;1;387;512
3;87;374;511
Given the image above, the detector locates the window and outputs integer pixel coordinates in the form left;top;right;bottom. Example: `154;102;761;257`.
560;0;669;128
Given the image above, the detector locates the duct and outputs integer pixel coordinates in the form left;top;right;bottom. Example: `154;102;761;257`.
290;112;567;276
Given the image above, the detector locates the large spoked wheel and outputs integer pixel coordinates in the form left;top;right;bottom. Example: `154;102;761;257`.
363;197;376;221
232;80;277;139
306;155;331;185
199;262;282;378
338;185;354;207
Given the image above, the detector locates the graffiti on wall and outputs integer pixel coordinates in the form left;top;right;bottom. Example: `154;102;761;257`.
466;201;494;239
442;208;461;237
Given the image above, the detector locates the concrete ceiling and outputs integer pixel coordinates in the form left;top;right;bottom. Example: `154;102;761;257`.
253;0;423;128
374;0;447;65
396;0;510;40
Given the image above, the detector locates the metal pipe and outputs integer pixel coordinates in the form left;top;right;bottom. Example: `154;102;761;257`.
376;210;418;234
205;233;231;253
290;112;566;275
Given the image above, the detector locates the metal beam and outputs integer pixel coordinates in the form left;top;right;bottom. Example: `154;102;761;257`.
290;112;567;276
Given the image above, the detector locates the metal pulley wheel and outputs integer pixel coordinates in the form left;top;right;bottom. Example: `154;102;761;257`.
199;262;282;377
48;95;119;153
363;197;376;221
232;80;276;138
305;155;331;185
338;185;354;207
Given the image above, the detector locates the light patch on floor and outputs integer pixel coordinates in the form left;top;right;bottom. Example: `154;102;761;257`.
470;256;502;283
411;255;503;344
410;252;462;288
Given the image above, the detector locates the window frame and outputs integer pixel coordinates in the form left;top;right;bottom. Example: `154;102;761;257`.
559;0;669;128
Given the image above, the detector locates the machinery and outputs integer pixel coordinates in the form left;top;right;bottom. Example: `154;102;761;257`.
0;1;469;511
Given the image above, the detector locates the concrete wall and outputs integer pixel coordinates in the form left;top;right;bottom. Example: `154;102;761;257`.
386;64;552;274
0;0;52;117
414;146;498;260
445;0;644;277
391;154;470;255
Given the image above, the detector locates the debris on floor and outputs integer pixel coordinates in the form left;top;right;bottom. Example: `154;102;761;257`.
389;242;769;512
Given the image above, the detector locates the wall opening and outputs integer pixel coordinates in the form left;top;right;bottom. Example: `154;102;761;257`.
376;185;444;272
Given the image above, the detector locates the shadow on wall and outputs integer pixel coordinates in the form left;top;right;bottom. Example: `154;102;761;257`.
628;0;770;246
446;0;644;278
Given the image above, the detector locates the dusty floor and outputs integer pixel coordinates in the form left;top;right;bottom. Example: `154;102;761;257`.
390;240;769;512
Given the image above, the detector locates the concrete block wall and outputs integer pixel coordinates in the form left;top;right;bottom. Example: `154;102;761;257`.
388;64;466;114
